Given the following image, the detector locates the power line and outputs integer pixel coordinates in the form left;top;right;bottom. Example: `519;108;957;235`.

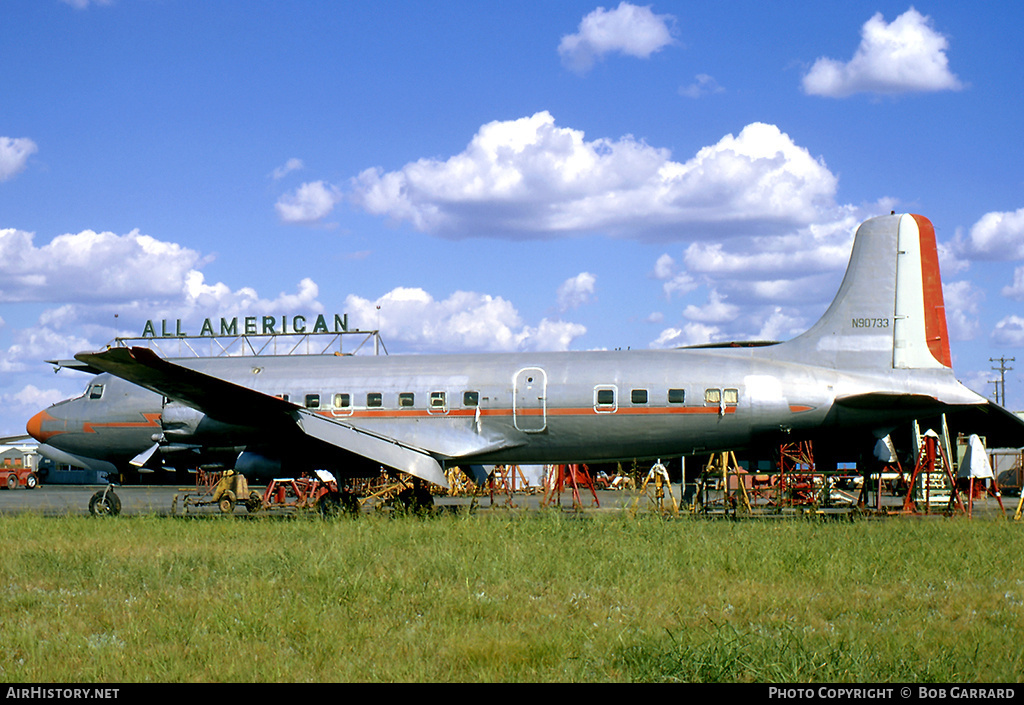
987;358;1011;407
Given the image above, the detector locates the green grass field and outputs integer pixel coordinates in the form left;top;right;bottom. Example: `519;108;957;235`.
1;511;1021;683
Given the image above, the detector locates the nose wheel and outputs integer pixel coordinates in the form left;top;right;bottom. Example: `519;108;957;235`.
89;485;122;516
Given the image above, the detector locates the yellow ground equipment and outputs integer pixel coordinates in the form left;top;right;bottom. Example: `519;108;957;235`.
630;459;678;516
174;469;263;515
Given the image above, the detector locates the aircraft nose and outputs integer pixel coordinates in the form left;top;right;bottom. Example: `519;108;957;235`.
26;409;61;443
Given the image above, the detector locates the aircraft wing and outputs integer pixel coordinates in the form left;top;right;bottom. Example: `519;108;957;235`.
75;347;294;423
945;400;1024;449
834;393;947;410
837;391;1024;448
46;358;104;375
74;347;449;488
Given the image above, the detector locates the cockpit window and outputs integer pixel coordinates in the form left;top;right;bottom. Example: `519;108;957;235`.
88;384;104;400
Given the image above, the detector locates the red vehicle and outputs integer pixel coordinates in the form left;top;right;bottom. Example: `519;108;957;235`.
2;465;40;490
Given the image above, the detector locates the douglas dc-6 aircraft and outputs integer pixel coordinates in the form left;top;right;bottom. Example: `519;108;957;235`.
25;214;1015;493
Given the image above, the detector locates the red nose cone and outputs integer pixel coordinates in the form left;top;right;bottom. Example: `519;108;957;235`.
26;410;58;443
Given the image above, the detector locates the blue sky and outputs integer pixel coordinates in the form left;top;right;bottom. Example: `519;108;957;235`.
2;0;1024;436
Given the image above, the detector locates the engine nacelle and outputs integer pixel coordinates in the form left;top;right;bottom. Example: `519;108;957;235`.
161;402;205;439
234;450;283;480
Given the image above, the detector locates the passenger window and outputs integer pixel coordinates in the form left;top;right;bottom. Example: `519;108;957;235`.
463;391;479;407
631;389;648;404
88;384;104;400
399;392;415;408
668;389;685;404
596;389;615;406
305;393;321;409
333;393;350;409
704;388;738;407
367;393;382;408
430;391;446;408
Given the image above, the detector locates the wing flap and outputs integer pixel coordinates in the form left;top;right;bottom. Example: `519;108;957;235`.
294;409;449;488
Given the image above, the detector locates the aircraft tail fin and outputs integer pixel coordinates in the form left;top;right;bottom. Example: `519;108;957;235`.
779;213;951;370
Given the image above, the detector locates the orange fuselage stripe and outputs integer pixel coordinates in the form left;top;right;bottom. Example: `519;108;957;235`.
322;406;738;420
81;413;163;434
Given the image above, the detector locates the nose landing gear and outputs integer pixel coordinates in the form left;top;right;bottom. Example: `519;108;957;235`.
88;485;122;516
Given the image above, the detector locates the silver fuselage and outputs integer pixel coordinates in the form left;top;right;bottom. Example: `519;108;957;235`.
30;344;981;476
26;214;1000;482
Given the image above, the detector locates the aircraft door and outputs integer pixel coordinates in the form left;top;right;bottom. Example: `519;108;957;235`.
513;367;547;432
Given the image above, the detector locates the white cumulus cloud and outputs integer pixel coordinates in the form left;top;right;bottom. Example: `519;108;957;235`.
802;8;963;97
754;308;806;342
349;112;840;241
651;253;698;300
682;235;852;277
0;226;335;371
559;2;676;74
0;385;71;428
0;137;38;182
0;326;94;374
181;273;323;321
955;208;1024;260
275;181;343;224
992;315;1024;347
1000;267;1024;302
0;228;201;303
942;280;982;341
344;287;586;353
683;290;738;324
650;322;721;349
679;74;724;99
60;0;113;7
556;272;597;311
272;158;304;180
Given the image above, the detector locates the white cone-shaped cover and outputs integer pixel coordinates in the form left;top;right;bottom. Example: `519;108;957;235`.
874;436;897;463
958;434;993;479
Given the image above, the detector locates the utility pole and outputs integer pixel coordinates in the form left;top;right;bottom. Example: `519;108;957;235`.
989;356;1015;407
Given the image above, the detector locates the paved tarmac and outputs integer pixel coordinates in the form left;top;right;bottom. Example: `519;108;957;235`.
0;483;643;517
0;484;179;517
0;482;1017;519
